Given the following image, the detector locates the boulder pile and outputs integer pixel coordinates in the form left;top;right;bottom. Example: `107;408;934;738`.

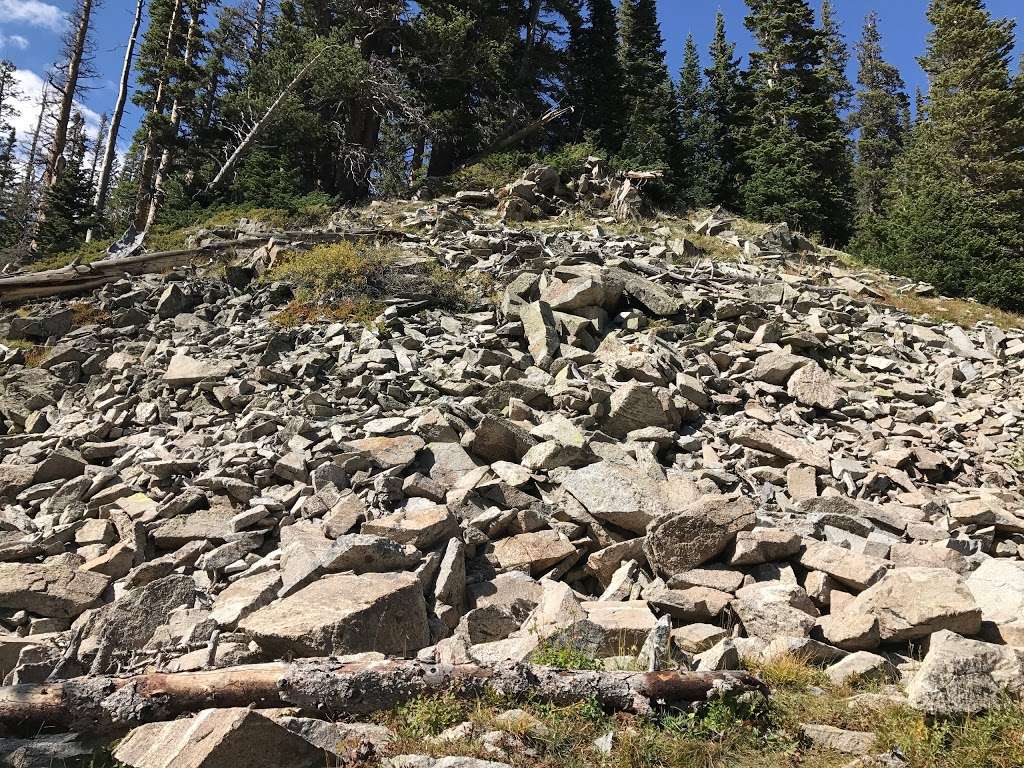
0;188;1022;766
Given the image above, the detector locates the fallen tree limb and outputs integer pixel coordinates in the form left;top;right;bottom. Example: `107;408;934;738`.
0;658;768;735
0;229;417;303
454;106;573;172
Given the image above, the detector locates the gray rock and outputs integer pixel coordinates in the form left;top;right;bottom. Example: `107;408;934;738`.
644;496;756;578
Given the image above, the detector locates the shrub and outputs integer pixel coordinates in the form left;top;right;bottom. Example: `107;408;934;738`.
530;638;602;671
396;692;468;738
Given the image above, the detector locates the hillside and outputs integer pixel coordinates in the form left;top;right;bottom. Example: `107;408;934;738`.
0;166;1023;768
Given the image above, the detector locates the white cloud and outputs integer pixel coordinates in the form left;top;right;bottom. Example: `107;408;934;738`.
10;69;104;149
0;0;67;32
0;32;31;50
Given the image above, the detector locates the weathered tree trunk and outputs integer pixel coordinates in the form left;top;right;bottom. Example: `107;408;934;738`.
43;0;94;190
144;8;200;231
92;0;144;222
518;0;542;81
0;659;767;735
132;0;184;233
18;85;49;218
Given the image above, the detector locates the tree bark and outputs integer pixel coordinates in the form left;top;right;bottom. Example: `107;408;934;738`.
92;0;144;221
0;659;767;735
43;0;95;190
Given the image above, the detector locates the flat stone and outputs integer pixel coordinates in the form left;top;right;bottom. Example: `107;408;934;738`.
787;362;841;409
361;505;458;550
239;572;429;658
162;354;234;387
826;651;898;687
798;541;891;591
840;567;981;643
0;556;109;618
114;708;328;768
562;461;698;534
730;528;801;566
493;530;576;575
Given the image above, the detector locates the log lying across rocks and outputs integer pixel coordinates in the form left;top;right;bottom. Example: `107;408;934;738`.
0;228;417;303
0;658;768;734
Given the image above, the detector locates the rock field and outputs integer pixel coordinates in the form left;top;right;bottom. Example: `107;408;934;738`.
0;167;1023;767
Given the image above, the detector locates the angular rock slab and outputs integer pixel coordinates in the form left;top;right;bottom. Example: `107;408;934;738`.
114;707;328;768
839;567;981;643
239;572;429;658
644;496;756;578
907;630;1024;716
0;557;109;618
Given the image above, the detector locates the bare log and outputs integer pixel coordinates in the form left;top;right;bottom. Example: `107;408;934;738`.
0;228;417;303
0;658;767;734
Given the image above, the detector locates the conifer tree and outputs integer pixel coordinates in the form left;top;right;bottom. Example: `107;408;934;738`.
849;12;908;252
700;12;746;210
742;0;853;243
566;0;625;151
0;129;18;248
871;0;1024;310
617;0;677;174
674;34;703;207
36;112;95;254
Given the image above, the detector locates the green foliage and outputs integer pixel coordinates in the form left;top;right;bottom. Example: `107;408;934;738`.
396;691;468;738
850;12;909;247
35;112;96;256
530;638;602;671
862;0;1024;312
566;0;626;151
450;151;533;191
674;35;704;207
699;12;748;211
617;0;679;176
742;0;854;244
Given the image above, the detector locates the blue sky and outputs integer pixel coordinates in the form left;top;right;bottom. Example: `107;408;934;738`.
1;0;1022;150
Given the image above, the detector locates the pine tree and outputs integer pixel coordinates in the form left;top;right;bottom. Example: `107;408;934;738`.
742;0;853;243
566;0;626;151
849;12;908;252
36;112;96;254
617;0;677;174
699;12;746;210
0;60;23;247
674;34;703;207
870;0;1024;310
819;0;852;114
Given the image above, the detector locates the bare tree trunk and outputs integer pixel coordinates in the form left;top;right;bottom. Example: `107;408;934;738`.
19;85;49;209
0;659;767;734
144;8;200;231
87;112;108;186
132;0;183;233
92;0;144;222
43;0;94;190
204;48;329;193
410;132;425;175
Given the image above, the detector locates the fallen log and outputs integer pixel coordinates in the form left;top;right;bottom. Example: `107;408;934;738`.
0;657;768;735
0;229;417;304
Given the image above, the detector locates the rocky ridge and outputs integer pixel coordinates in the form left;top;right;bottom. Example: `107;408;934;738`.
0;166;1023;767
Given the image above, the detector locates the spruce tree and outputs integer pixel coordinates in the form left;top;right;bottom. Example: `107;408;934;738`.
617;0;677;174
566;0;626;151
849;12;908;252
700;12;746;210
0;129;18;248
871;0;1024;310
36;112;96;254
742;0;854;243
674;34;703;207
